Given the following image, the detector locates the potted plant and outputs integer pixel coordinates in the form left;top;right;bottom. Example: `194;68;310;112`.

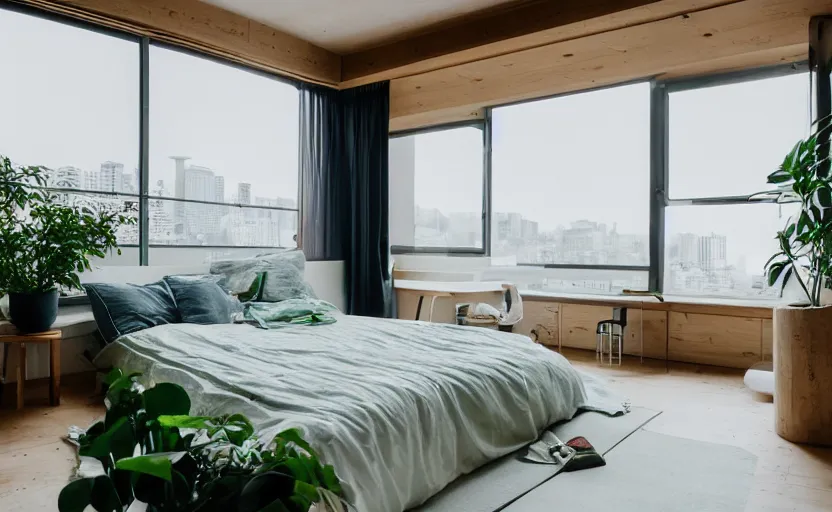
0;156;133;333
60;369;345;511
762;119;832;446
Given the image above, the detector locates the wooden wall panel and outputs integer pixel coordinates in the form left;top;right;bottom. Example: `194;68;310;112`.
762;318;773;362
560;304;668;358
390;0;826;125
514;301;560;347
21;0;341;85
624;309;669;359
669;312;763;368
561;304;609;350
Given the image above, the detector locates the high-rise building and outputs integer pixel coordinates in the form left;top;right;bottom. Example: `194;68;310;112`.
238;183;251;205
698;233;727;270
99;161;124;193
214;176;225;203
51;166;82;189
678;233;699;266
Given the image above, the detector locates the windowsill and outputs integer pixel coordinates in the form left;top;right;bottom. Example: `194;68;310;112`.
0;305;96;338
520;289;780;317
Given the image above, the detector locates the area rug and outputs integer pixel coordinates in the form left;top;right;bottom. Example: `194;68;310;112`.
413;406;661;512
503;430;757;512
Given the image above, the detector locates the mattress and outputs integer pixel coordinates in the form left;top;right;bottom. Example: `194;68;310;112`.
94;315;624;512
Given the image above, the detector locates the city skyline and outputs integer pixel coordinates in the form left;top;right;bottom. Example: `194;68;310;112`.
42;157;298;249
413;204;781;298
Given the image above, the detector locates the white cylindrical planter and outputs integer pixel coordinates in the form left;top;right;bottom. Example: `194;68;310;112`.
774;305;832;446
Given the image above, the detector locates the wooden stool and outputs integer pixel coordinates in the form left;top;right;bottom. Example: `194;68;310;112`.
0;330;61;410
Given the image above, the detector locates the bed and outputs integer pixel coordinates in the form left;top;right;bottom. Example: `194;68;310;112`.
93;313;624;512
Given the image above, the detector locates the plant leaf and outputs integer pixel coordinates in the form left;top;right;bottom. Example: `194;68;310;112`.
79;417;136;461
58;476;121;512
157;415;213;429
143;383;190;420
768;262;787;287
115;452;186;481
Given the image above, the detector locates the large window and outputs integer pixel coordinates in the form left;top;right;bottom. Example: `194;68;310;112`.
148;46;299;261
0;8;140;266
664;71;810;298
389;125;485;252
0;7;300;273
490;82;651;294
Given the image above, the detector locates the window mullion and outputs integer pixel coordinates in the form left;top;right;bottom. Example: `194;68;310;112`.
139;36;150;265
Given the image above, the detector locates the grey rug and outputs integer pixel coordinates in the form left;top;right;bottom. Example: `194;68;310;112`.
413;407;660;512
503;430;757;512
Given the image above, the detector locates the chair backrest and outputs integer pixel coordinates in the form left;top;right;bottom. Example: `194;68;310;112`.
613;307;628;327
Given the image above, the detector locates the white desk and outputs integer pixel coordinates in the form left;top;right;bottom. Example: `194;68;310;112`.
394;280;507;321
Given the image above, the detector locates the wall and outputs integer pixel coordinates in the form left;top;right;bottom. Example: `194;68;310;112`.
389;136;416;246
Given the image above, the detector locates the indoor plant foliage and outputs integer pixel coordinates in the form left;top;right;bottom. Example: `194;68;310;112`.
59;369;345;512
0;155;133;331
764;120;832;306
761;119;832;446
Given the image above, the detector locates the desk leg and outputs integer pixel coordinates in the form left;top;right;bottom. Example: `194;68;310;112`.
50;338;61;406
415;296;424;321
428;296;438;322
16;342;25;411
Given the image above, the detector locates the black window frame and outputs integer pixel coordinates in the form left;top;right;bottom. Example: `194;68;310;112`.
389;119;491;255
390;65;810;300
657;62;810;296
1;3;304;270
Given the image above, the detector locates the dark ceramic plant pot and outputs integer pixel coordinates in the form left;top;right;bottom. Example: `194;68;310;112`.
8;289;59;333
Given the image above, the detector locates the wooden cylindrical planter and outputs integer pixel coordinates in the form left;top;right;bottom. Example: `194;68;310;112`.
774;305;832;446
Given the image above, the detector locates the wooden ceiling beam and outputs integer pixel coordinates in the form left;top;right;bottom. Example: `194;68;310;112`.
390;0;827;123
341;0;740;87
16;0;342;86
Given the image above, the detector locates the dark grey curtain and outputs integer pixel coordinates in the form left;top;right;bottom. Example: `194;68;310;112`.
299;84;344;260
299;82;391;317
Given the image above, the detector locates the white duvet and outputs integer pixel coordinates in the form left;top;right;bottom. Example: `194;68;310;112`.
94;315;623;512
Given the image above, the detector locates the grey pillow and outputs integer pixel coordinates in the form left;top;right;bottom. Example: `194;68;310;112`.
210;250;306;295
260;264;317;302
164;276;240;325
84;281;179;344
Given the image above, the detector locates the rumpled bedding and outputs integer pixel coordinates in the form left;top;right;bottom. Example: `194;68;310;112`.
234;298;339;329
94;315;624;512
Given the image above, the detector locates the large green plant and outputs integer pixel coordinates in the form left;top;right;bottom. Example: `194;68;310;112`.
0;156;134;294
764;120;832;306
59;370;345;512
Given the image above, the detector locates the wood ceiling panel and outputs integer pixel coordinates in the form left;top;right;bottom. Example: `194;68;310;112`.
390;0;825;122
342;0;736;87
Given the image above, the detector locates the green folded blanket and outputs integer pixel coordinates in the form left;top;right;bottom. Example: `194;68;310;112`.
235;298;339;329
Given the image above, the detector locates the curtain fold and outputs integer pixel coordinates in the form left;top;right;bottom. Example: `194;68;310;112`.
299;83;344;261
299;82;391;318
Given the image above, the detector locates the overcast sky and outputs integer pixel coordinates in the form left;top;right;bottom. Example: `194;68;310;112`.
0;9;298;203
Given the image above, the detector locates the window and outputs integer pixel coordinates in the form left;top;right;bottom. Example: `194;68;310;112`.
664;71;810;298
0;5;302;276
0;8;140;265
490;82;650;293
389;125;485;252
148;45;299;262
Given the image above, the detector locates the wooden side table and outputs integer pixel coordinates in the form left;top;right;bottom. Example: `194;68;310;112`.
0;330;61;410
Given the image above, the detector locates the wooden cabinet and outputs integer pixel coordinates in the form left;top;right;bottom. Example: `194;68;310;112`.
522;299;772;369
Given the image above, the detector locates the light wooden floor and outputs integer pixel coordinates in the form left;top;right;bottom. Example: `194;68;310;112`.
1;354;831;511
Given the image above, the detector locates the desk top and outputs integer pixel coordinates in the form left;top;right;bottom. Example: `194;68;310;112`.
394;280;506;295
